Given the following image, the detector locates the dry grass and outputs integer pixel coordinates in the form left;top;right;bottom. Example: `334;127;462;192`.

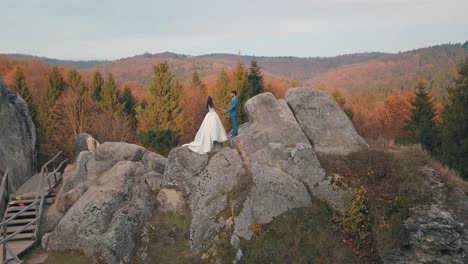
318;144;468;260
240;199;358;264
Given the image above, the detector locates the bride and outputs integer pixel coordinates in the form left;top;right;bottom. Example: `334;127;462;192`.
183;96;228;154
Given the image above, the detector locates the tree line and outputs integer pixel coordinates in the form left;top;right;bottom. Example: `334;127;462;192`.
347;61;468;180
9;59;265;160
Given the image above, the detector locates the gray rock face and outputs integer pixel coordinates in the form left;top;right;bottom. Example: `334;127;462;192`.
141;151;166;175
95;142;147;162
401;205;466;264
383;167;468;264
232;92;310;162
46;141;164;263
156;188;184;212
163;147;209;194
233;160;311;240
0;80;36;191
285;87;368;155
163;146;244;253
233;143;350;240
74;133;99;154
48;161;153;263
189;148;244;253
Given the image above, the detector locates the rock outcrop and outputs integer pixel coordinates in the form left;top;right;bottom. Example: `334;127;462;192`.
74;133;99;154
383;166;468;264
164;147;245;253
162;91;353;254
46;142;167;263
39;88;467;264
232;92;310;161
285;87;368;155
0;80;36;191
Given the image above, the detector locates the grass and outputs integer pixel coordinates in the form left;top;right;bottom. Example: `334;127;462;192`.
23;247;90;264
132;205;199;264
318;144;468;260
240;199;358;264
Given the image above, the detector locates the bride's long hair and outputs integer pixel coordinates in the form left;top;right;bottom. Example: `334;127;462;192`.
206;96;214;109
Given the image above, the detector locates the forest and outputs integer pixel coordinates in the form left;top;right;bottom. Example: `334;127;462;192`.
1;42;467;179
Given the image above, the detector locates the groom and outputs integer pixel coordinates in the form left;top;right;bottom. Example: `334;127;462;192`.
224;91;238;137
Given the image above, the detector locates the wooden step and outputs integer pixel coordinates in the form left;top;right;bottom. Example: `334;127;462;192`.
2;232;34;241
1;224;36;235
9;198;53;206
6;208;36;214
9;199;38;205
5;211;36;219
6;219;37;226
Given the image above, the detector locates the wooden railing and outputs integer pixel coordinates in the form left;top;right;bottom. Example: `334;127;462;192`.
0;151;66;263
34;151;66;239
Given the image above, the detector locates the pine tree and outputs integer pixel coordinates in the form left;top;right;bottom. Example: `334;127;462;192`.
68;69;87;95
119;87;136;117
405;82;439;151
440;60;468;179
214;69;232;130
100;74;122;113
91;71;104;101
11;67;33;110
137;62;184;153
232;61;249;123
248;59;264;97
38;66;66;131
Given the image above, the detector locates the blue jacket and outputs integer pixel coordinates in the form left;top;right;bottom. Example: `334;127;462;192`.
227;97;238;117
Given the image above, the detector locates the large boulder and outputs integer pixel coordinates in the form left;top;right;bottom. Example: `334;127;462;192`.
163;147;209;194
95;142;147;162
401;205;467;264
47;161;153;263
0;80;36;191
232;93;310;162
46;141;166;263
285;87;368;155
233;143;351;240
163;146;244;253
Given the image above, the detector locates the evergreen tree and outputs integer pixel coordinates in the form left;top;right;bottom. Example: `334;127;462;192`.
100;74;122;113
232;61;249;123
68;69;86;94
440;60;468;179
91;71;104;101
119;87;136;117
38;66;66;131
405;83;439;152
214;69;232;130
462;41;468;49
137;62;184;154
11;67;33;110
248;59;264;97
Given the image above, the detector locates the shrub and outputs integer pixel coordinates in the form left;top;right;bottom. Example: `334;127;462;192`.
139;129;180;156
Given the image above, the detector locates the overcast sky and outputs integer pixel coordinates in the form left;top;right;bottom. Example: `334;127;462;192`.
1;0;467;60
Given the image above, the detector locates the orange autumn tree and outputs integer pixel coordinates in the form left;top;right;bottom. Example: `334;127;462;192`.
380;91;413;140
349;91;413;142
182;70;207;141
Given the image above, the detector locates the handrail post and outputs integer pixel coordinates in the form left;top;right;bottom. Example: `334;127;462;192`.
2;223;6;263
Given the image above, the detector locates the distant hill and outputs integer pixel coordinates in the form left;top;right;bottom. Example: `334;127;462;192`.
1;42;467;101
7;53;106;69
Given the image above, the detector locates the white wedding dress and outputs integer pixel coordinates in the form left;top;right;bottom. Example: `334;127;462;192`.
183;107;228;154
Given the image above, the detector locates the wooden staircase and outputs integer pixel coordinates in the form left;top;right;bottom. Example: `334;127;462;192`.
0;152;66;264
